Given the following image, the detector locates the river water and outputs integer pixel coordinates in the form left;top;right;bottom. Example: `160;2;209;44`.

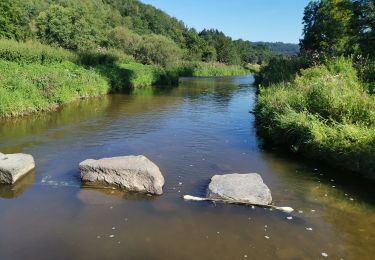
0;75;374;260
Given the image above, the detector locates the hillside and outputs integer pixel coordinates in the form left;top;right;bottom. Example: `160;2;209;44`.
0;0;289;66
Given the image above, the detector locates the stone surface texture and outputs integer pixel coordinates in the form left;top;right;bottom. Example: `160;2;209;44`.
0;153;35;184
207;173;272;205
80;155;164;195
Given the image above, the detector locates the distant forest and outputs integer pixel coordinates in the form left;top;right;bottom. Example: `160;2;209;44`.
0;0;297;67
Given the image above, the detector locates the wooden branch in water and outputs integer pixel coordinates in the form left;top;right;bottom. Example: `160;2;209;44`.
183;195;294;213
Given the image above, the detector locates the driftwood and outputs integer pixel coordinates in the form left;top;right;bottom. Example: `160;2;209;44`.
183;195;294;213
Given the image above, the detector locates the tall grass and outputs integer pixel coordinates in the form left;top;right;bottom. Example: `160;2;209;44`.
0;60;109;117
176;62;249;77
255;57;375;178
0;38;77;64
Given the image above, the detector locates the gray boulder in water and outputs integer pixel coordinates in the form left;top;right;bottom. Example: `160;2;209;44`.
207;173;272;205
79;155;165;195
0;153;36;184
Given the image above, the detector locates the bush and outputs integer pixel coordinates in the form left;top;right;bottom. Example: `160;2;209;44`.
0;38;77;64
135;34;183;67
255;57;375;177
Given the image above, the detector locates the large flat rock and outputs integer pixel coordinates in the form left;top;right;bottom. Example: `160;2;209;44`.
0;153;35;184
207;173;272;205
79;155;165;195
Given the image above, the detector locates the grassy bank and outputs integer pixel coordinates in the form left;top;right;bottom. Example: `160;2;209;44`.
176;62;249;77
0;39;250;117
0;60;109;117
255;58;375;178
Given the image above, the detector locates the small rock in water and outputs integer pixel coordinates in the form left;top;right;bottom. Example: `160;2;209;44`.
306;227;313;231
112;227;116;230
244;255;248;258
97;236;101;239
109;235;115;238
298;210;303;214
287;216;293;220
207;173;272;205
311;210;316;212
265;236;270;239
178;182;183;186
350;198;354;201
321;252;328;257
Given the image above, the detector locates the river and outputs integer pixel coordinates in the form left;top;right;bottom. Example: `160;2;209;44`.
0;75;374;259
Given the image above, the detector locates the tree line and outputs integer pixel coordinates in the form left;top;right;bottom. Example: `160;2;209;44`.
0;0;297;68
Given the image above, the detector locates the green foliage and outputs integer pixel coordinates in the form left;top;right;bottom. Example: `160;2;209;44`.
301;0;375;58
0;60;109;117
0;38;77;64
255;56;310;86
200;29;241;65
0;0;30;40
255;58;375;177
134;34;183;67
176;62;249;77
118;62;179;88
35;4;105;51
301;0;354;55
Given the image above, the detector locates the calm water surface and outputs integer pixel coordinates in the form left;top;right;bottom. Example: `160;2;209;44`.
0;75;374;260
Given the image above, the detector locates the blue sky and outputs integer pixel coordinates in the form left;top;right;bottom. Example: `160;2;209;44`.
140;0;311;43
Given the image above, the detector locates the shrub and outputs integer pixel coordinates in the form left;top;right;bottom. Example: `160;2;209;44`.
134;34;183;67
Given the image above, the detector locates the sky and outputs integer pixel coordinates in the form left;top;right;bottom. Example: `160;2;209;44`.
140;0;311;44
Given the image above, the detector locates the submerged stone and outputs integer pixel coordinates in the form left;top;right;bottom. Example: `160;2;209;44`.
79;155;165;195
0;153;35;184
207;173;272;205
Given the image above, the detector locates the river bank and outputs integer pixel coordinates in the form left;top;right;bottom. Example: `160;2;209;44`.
254;57;375;179
0;39;249;118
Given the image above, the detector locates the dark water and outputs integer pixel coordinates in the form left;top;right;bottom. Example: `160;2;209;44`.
0;75;374;260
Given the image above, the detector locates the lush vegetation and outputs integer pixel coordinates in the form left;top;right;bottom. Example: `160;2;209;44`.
0;0;299;117
0;0;280;66
255;0;375;178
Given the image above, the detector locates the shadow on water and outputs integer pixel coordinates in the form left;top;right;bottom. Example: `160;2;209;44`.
260;143;375;206
0;170;36;199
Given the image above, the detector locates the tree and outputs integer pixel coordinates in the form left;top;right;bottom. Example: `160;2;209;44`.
135;34;182;67
301;0;354;56
0;0;30;40
108;26;142;55
352;0;375;57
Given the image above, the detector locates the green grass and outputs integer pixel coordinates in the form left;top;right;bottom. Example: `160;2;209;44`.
0;38;77;64
0;60;109;117
255;57;375;178
176;62;249;77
